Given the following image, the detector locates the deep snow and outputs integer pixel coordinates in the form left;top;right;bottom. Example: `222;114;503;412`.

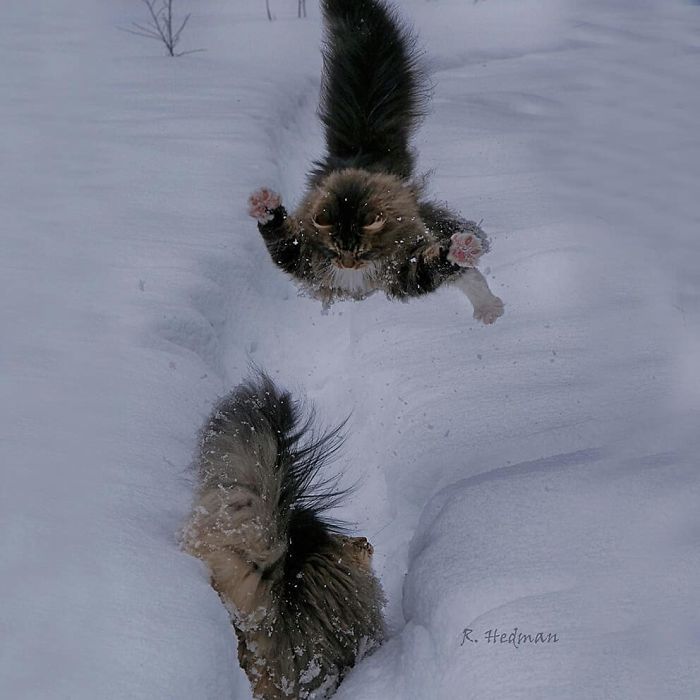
1;0;698;698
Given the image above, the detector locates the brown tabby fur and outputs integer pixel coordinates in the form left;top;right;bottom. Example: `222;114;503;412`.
293;169;431;303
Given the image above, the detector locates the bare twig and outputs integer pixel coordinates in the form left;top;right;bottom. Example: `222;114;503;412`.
266;0;273;21
122;25;162;40
120;0;201;57
298;0;307;18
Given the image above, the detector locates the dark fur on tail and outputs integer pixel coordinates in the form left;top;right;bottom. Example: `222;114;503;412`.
316;0;429;179
184;373;384;699
209;372;347;533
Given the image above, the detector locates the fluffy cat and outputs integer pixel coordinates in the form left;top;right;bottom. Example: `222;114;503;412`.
183;373;384;699
248;0;504;324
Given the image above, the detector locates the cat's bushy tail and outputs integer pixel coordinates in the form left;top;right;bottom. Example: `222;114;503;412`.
318;0;429;179
184;371;347;586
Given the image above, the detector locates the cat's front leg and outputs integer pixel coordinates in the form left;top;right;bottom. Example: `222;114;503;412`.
446;231;486;268
248;187;283;227
248;188;301;274
453;268;505;325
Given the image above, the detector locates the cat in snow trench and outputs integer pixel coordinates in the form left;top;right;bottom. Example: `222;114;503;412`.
248;0;505;324
183;372;384;699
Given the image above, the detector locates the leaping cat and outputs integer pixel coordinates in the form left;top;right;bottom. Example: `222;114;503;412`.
249;0;505;325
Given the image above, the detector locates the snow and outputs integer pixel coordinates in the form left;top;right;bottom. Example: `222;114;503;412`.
1;0;698;698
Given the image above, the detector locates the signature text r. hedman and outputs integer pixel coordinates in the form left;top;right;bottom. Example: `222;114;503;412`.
461;627;559;649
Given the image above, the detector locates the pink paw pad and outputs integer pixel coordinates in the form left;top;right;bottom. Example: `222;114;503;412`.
447;232;483;268
248;188;282;224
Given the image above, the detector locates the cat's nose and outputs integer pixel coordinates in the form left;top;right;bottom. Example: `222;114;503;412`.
339;252;357;268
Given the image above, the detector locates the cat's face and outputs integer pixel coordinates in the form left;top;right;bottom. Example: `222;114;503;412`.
304;169;421;268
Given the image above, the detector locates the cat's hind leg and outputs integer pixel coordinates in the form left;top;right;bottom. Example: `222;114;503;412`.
453;268;505;325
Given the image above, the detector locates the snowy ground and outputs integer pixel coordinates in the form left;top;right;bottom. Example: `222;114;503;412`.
1;0;699;698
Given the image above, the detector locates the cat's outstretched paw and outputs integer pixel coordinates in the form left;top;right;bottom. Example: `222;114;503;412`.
248;188;282;224
473;296;505;325
447;232;484;268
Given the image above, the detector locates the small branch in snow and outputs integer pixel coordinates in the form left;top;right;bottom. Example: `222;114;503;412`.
120;0;202;57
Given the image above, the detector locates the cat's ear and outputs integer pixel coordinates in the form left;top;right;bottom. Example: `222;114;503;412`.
363;215;386;234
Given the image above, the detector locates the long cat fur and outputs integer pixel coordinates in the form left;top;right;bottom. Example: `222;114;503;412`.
183;373;384;699
249;0;504;323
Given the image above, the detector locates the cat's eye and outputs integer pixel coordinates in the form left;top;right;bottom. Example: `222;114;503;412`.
312;210;333;230
362;215;386;234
